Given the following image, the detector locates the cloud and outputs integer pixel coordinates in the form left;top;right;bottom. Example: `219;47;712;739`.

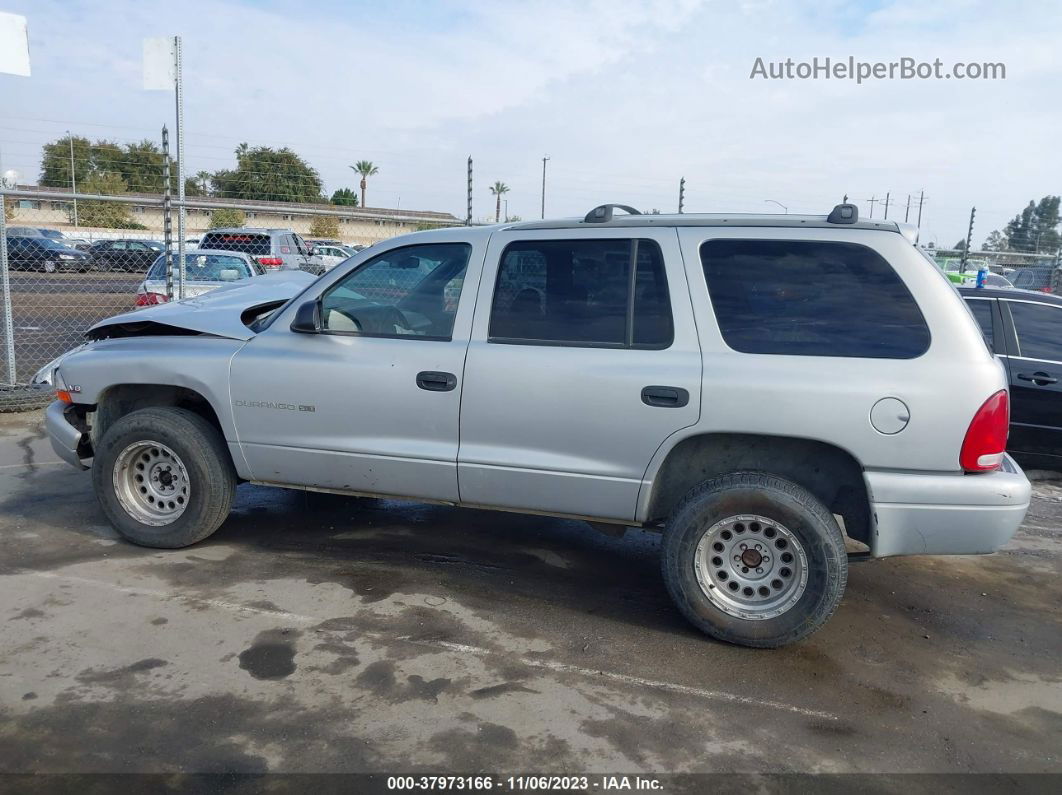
1;0;1059;243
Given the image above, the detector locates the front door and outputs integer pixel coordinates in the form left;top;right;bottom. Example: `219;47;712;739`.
1000;297;1062;468
458;228;701;522
229;239;481;502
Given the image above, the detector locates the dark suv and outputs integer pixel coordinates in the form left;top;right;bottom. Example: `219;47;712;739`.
87;239;164;272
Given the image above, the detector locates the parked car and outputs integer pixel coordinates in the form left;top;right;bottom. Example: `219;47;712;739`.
198;228;323;274
1008;265;1059;293
312;244;354;272
959;272;1013;289
87;239;164;272
961;286;1062;472
4;235;89;272
134;250;265;306
5;226;66;241
39;203;1030;648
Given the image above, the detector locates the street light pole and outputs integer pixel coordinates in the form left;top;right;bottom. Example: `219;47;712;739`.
765;199;787;214
67;131;78;228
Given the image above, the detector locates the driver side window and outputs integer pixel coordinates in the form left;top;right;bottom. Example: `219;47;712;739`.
320;243;471;340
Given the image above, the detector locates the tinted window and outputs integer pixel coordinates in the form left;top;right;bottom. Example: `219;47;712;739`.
489;239;672;348
321;243;471;339
201;233;271;256
1008;301;1062;362
965;298;995;351
700;239;930;358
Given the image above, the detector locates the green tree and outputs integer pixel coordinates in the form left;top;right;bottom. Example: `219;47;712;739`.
195;171;212;195
330;188;359;206
213;144;324;203
78;172;137;229
1002;196;1060;253
184;177;203;197
39;135;93;189
489;181;509;222
39;135;177;195
350;160;378;207
983;230;1008;251
209;208;247;228
309;215;340;239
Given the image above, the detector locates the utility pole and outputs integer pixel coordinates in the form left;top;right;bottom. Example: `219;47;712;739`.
678;177;685;214
916;190;925;228
466;156;473;226
960;206;976;273
867;195;876;219
905;194;911;223
540;155;550;219
504;199;508;223
67;131;78;228
883;191;891;220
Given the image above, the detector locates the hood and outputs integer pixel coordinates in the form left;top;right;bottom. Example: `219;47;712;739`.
88;271;316;341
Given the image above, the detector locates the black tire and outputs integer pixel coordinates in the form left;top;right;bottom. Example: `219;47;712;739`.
661;471;847;648
92;407;236;548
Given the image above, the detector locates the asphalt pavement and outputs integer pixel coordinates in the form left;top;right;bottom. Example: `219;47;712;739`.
0;410;1059;776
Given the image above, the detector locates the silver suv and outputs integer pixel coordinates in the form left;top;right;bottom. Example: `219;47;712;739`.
40;203;1030;647
198;227;323;274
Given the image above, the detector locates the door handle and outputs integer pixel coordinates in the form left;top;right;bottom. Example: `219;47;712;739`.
1017;371;1058;386
416;371;457;392
641;385;690;408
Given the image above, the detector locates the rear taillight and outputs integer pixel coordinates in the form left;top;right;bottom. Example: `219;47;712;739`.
257;257;284;268
960;390;1009;472
135;292;168;306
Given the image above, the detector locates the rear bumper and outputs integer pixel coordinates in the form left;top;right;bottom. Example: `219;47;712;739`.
865;455;1030;557
44;400;89;471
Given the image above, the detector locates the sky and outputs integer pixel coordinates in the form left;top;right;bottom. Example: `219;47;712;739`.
1;0;1059;247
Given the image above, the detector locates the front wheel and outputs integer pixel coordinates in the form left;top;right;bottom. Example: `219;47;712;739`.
661;471;847;648
92;407;237;548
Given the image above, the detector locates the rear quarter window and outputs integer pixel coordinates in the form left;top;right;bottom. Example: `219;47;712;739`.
700;239;930;359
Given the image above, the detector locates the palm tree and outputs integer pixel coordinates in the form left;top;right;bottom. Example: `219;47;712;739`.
490;181;509;222
235;142;250;165
350;161;379;207
196;170;212;195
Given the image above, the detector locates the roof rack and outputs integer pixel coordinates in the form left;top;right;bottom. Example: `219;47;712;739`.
584;204;642;224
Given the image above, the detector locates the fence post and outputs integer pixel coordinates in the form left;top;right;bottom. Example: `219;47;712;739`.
0;187;16;385
162;126;174;301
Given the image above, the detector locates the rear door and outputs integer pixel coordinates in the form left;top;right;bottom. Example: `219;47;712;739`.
999;297;1062;466
458;228;701;522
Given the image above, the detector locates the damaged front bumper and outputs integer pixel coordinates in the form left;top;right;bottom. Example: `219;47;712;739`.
44;400;90;470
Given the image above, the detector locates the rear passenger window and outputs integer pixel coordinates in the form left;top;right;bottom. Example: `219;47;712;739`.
489;239;672;348
700;239;930;358
1007;301;1062;362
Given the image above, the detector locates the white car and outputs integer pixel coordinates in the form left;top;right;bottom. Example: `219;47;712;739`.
313;244;355;272
134;250;264;306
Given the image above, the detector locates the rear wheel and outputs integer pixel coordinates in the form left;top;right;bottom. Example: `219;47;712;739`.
92;407;236;548
661;471;847;648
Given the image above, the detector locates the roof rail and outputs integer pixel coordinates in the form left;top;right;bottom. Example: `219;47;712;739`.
584;204;642;223
826;203;858;224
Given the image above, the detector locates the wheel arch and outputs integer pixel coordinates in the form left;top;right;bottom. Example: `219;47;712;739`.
92;384;226;453
640;432;872;546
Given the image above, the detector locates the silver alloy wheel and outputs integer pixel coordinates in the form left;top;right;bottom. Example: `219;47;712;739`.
44;260;57;273
693;514;809;620
112;440;190;526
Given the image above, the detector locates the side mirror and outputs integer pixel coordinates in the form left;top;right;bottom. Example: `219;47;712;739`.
290;299;322;333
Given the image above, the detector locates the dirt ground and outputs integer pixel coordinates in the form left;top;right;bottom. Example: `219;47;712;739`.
0;410;1059;776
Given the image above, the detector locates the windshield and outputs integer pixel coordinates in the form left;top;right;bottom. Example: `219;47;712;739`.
202;233;271;256
147;253;253;282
